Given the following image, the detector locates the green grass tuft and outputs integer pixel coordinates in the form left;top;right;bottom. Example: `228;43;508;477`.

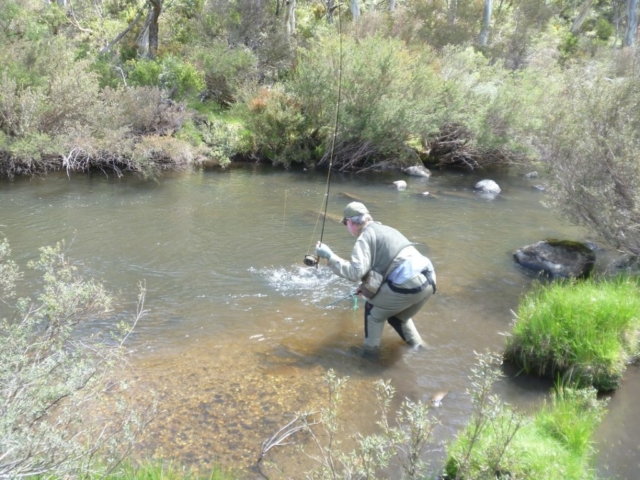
105;459;236;480
504;276;640;391
445;386;606;479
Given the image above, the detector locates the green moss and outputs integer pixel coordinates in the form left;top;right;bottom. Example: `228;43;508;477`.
545;238;595;258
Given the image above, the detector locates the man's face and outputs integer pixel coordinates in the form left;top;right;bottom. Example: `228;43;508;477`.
346;218;359;237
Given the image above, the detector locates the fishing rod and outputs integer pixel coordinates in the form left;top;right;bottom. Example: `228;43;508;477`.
303;5;343;268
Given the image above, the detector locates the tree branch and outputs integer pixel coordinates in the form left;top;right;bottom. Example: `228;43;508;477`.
99;7;145;54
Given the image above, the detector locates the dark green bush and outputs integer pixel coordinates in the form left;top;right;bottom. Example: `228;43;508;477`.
192;43;258;107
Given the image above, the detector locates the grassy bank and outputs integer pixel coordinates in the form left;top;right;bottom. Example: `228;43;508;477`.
504;276;640;391
444;386;606;479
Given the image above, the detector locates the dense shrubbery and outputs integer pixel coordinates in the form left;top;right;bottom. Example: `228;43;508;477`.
236;35;547;171
504;276;640;391
539;50;640;257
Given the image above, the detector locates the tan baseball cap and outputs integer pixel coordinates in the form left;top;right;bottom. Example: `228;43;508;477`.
341;202;369;224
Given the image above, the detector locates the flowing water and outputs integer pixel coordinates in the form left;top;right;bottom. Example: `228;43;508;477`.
1;166;637;478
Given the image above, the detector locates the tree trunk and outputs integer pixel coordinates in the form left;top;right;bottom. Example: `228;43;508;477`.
389;0;395;11
478;0;492;46
350;0;360;20
101;8;145;54
571;0;594;33
448;0;458;25
147;0;162;59
284;0;296;35
136;8;153;57
624;0;638;46
326;0;335;24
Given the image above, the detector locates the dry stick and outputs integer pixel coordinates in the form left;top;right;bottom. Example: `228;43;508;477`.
257;413;320;479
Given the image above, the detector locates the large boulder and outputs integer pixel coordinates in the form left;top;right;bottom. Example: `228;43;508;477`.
514;239;596;278
404;165;431;178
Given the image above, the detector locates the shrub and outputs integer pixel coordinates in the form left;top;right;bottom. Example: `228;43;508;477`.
238;34;446;170
177;116;242;168
127;57;205;100
539;54;640;257
424;46;557;169
192;43;258;107
259;369;437;479
233;85;316;165
158;56;206;99
504;276;640;391
127;58;163;88
0;239;155;478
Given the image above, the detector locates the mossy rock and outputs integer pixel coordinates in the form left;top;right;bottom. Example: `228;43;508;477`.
513;238;596;279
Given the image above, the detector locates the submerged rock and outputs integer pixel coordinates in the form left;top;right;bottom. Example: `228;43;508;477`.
404;165;431;178
337;192;365;202
514;239;596;278
474;179;501;194
606;254;640;275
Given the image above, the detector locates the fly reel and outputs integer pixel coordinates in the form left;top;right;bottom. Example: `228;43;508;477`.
303;254;319;267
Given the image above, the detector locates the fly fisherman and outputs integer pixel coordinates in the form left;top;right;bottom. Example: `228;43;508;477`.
316;202;436;355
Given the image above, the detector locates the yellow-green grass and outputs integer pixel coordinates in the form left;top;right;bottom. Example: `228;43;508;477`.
105;460;236;480
505;276;640;391
445;387;606;479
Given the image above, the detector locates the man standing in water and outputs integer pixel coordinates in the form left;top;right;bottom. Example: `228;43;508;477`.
316;202;436;355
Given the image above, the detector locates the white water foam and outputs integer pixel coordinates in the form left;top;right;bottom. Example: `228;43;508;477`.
250;264;355;307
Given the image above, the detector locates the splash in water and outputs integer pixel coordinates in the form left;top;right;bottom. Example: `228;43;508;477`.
250;264;354;307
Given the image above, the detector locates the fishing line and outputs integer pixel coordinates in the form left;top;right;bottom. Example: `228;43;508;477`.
304;6;344;268
283;189;288;229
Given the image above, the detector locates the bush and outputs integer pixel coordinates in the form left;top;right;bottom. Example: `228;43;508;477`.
259;369;437;479
192;43;258;107
0;239;155;478
238;34;446;170
127;58;163;88
539;54;640;257
127;57;205;100
424;46;557;169
504;276;640;391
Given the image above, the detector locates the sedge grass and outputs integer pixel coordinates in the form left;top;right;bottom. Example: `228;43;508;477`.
104;460;236;480
504;275;640;391
445;386;606;479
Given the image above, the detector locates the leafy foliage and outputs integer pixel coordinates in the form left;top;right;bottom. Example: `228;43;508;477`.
539;51;640;256
0;239;155;478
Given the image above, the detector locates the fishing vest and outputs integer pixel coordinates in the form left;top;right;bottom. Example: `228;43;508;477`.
359;222;413;298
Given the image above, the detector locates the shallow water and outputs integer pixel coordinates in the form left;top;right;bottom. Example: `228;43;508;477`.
0;166;636;478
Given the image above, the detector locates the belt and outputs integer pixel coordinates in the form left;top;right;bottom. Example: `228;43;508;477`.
387;268;436;295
